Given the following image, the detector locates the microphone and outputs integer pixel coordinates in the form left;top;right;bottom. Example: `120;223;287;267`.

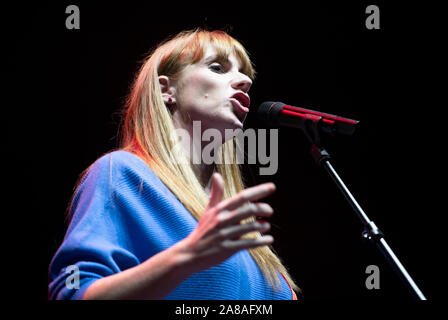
257;101;359;136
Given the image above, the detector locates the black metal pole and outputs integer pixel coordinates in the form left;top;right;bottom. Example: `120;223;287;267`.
312;144;426;300
261;105;427;299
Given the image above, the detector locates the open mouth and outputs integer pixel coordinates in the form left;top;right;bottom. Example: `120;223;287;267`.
231;92;250;110
230;92;250;117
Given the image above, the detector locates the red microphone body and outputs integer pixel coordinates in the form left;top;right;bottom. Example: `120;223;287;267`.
257;101;359;136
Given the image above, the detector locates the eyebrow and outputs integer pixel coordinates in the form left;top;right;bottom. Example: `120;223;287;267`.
203;54;230;65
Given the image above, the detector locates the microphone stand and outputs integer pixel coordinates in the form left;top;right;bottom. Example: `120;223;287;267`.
301;114;426;300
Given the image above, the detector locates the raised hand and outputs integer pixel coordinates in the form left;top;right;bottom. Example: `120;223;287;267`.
180;172;275;272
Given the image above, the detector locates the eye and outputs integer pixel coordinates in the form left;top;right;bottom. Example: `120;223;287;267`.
209;62;225;73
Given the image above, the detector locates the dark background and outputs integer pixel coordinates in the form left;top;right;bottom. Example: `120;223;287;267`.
7;1;442;302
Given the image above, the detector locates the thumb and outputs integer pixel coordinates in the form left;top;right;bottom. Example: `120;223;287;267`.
207;172;224;209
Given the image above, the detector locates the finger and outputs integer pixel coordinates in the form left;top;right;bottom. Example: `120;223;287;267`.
221;235;274;251
219;203;273;227
207;173;224;209
218;221;271;240
218;183;276;212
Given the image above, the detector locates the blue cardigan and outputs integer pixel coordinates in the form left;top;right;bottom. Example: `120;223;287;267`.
48;150;294;300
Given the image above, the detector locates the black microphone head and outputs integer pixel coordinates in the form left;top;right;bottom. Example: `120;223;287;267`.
257;101;284;127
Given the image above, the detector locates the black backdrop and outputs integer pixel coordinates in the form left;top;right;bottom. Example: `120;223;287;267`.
8;1;442;303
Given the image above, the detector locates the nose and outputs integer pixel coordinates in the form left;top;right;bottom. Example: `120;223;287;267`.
232;73;252;93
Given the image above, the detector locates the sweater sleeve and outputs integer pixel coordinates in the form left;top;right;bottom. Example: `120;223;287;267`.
48;153;142;300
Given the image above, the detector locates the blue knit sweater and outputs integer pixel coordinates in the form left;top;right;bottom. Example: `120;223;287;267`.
48;150;294;300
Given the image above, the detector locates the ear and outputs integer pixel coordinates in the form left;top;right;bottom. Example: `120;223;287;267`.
158;75;176;105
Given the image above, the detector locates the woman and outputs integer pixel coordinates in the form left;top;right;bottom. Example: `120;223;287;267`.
48;29;299;300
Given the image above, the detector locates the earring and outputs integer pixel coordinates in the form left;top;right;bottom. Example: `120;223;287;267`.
168;97;172;104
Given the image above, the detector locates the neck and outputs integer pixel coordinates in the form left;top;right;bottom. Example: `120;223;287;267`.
172;111;219;193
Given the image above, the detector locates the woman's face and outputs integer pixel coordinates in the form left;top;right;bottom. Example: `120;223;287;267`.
173;45;253;134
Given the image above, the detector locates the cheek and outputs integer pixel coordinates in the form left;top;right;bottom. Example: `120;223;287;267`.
183;72;220;104
176;70;233;128
197;74;219;99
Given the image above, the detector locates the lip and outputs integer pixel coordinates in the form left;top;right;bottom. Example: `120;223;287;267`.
230;92;250;114
231;92;250;108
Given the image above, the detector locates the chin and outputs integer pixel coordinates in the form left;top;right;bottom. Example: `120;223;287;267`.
225;117;245;132
232;118;245;129
204;111;246;139
230;112;246;129
212;114;243;131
